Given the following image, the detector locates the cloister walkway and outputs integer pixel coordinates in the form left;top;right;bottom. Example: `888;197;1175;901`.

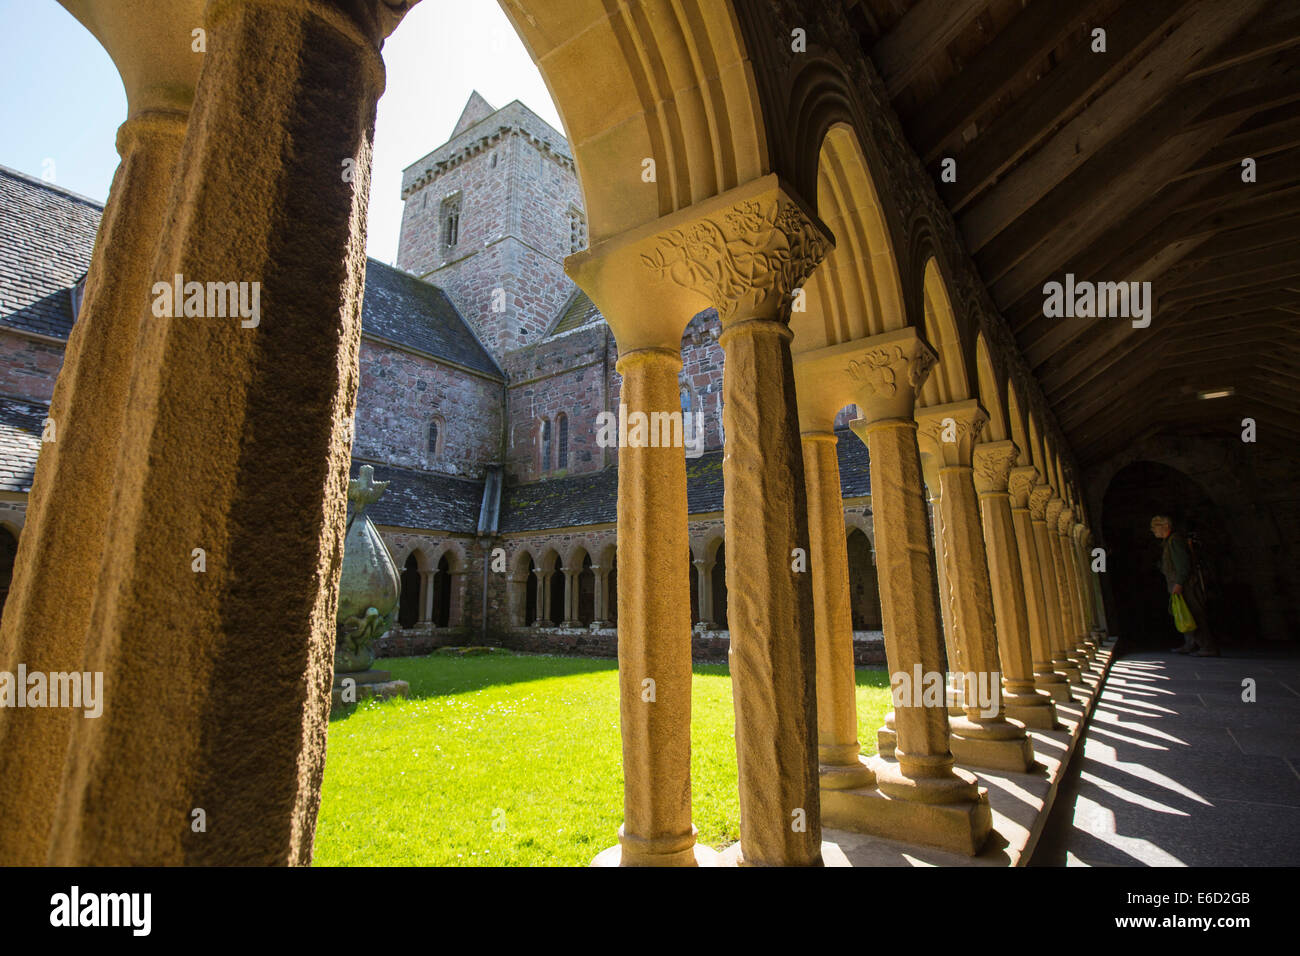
1034;649;1300;866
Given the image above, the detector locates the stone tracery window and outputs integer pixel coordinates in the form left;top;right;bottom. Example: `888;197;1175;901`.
539;419;552;473
441;192;461;250
427;415;444;461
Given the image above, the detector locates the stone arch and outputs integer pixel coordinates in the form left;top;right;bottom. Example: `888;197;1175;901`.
976;334;1008;443
1028;411;1047;478
917;255;971;408
845;526;881;631
1007;382;1032;469
497;0;770;244
397;548;428;628
800;122;907;351
512;548;539;627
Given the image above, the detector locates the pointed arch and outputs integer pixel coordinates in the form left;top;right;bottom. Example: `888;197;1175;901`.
975;334;1007;442
918;256;970;407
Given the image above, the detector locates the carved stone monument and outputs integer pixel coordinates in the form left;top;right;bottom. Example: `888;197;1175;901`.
332;465;408;712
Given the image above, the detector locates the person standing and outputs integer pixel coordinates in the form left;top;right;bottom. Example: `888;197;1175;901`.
1150;515;1218;656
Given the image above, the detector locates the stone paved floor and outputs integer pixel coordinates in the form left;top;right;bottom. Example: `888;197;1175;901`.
1032;647;1300;866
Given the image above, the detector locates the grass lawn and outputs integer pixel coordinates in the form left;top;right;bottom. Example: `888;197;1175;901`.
314;648;893;866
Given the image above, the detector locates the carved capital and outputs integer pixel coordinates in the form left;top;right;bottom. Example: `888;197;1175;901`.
1057;508;1075;536
972;440;1020;494
640;184;830;324
915;400;988;467
1008;465;1040;509
793;326;936;427
1028;485;1052;520
1045;497;1065;528
569;175;827;351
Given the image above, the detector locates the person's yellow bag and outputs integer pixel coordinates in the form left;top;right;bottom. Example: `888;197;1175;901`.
1170;593;1197;633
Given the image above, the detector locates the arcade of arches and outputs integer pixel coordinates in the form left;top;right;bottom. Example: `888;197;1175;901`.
0;0;1295;867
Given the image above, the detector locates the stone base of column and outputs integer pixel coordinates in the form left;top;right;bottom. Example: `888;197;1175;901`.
1004;691;1059;730
591;843;721;867
820;757;992;856
819;751;876;790
590;825;715;867
949;716;1036;772
877;713;896;757
1053;657;1083;684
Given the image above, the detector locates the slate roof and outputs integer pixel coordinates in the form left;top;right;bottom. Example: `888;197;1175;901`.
361;258;500;377
348;460;485;535
497;428;870;533
0;396;47;493
0;168;498;381
0;166;100;339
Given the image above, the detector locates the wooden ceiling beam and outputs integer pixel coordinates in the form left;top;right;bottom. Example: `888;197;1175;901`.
909;0;1108;163
870;0;987;98
937;0;1190;212
957;1;1271;252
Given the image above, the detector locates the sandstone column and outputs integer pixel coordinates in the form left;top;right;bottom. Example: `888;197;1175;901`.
709;193;829;868
972;442;1056;730
799;424;874;791
1071;523;1099;649
795;328;990;855
916;403;1033;772
1044;496;1088;675
693;557;714;627
606;347;698;864
591;564;605;625
562;565;581;627
1053;504;1089;666
1009;467;1070;703
1032;487;1080;685
45;0;416;866
0;103;191;864
566;197;734;866
1058;510;1091;663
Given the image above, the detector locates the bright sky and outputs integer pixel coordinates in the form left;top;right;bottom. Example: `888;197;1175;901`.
0;0;564;264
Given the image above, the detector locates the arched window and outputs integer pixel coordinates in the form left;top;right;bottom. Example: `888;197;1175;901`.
556;413;568;469
540;420;552;472
441;193;461;250
846;529;882;630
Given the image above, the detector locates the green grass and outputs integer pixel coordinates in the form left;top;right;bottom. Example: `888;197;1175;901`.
314;649;893;866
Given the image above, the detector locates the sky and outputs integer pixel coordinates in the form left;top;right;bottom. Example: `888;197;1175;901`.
0;0;564;264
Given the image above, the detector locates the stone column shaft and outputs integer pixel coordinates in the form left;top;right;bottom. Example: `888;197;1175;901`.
1033;491;1079;683
802;431;873;790
974;444;1056;729
0;109;189;865
610;348;697;865
719;317;821;866
47;0;402;865
917;404;1032;773
1010;468;1069;702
